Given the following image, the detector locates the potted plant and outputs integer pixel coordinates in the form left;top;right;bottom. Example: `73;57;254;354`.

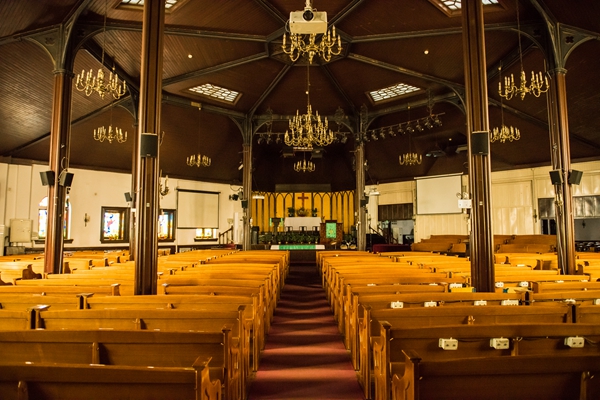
287;207;295;217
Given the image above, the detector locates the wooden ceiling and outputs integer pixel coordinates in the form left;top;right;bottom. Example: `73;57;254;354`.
0;0;599;192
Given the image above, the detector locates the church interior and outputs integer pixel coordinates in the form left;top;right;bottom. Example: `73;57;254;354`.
1;0;600;399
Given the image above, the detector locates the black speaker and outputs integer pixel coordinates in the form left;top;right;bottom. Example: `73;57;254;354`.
471;131;489;155
40;171;55;186
241;200;248;209
140;133;159;157
360;198;369;207
58;172;74;187
124;192;133;202
568;170;583;185
549;169;563;185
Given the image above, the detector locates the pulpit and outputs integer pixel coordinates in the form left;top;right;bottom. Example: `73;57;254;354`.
320;220;343;244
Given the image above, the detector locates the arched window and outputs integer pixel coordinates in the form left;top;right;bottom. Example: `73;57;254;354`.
38;197;71;239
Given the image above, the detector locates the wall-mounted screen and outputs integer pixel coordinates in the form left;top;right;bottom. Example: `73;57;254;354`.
416;174;462;215
177;189;219;229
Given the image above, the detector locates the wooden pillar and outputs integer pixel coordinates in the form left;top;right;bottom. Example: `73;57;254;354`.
462;0;495;291
44;71;72;274
134;0;165;295
356;142;366;251
547;69;576;274
242;130;252;250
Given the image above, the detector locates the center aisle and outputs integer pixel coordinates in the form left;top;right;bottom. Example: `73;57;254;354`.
248;263;365;400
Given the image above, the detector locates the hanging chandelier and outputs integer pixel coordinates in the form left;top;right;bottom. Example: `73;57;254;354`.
75;0;127;100
498;0;548;101
187;107;211;167
399;105;422;166
294;158;316;172
281;1;342;64
399;153;422;166
491;125;520;143
285;65;334;148
186;154;211;167
94;125;127;143
94;101;127;144
282;27;342;65
492;75;521;143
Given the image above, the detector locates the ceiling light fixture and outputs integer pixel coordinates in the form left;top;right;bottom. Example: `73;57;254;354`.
285;64;334;148
75;0;127;99
186;106;211;167
94;102;127;144
399;106;422;166
498;0;549;100
282;1;342;64
492;71;521;143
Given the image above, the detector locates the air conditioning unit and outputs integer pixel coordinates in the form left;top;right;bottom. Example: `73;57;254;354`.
289;10;327;35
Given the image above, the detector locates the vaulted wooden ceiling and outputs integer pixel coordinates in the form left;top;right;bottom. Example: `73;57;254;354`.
1;0;599;192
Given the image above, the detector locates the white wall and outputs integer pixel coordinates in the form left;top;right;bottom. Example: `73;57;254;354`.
376;161;600;243
0;163;242;254
2;160;599;253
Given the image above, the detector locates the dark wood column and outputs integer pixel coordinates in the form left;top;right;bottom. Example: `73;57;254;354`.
462;0;495;291
355;142;366;251
44;71;73;274
242;130;252;250
134;0;165;295
547;68;576;274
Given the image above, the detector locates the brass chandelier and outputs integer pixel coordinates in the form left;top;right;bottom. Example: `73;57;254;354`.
186;107;211;167
492;74;521;143
399;106;422;166
94;125;127;144
294;158;316;173
75;0;127;100
281;1;342;64
498;0;548;100
94;102;127;144
284;65;334;148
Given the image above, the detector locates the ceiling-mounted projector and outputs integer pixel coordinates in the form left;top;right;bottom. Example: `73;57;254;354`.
289;8;327;35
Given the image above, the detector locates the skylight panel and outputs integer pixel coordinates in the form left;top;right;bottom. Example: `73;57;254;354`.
119;0;185;11
369;83;420;103
189;84;241;104
429;0;504;17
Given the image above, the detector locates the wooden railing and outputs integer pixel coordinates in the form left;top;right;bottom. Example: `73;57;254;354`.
219;226;234;244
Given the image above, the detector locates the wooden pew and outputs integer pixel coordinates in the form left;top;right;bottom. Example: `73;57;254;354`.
361;304;574;400
531;281;600;293
85;293;263;374
379;323;600;400
0;328;237;400
392;351;600;400
0;358;220;400
0;283;120;296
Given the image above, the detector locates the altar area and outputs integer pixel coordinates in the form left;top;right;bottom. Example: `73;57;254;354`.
283;217;322;231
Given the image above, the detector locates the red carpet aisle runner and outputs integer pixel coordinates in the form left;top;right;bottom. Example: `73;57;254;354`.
248;264;365;400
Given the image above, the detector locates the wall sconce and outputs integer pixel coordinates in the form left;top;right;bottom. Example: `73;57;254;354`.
159;171;169;196
84;213;90;227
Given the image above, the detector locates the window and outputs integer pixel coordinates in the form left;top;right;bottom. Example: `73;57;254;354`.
37;196;71;240
158;209;176;242
101;207;129;243
195;228;217;241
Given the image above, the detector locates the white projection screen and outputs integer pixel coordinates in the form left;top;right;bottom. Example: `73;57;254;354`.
416;174;462;215
177;189;220;228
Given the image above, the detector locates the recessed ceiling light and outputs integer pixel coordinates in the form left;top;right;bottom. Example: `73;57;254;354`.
188;54;193;59
424;49;429;55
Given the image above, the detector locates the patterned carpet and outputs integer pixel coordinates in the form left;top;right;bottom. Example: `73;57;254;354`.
248;264;365;400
